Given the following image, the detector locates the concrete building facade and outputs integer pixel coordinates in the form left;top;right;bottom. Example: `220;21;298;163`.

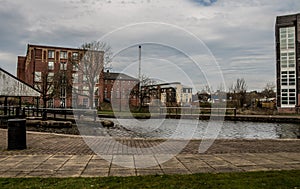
275;13;300;112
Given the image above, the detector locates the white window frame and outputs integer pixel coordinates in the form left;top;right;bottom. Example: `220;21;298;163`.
60;51;68;59
72;52;79;60
72;73;79;83
60;62;67;70
34;72;41;82
47;72;54;82
279;26;297;108
48;50;55;59
48;61;54;70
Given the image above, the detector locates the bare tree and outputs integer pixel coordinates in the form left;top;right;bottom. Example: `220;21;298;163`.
138;74;157;106
34;68;69;109
231;78;248;108
261;82;276;98
71;41;112;108
34;67;73;120
196;85;213;103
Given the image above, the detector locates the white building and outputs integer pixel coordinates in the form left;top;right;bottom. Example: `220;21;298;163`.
159;82;193;106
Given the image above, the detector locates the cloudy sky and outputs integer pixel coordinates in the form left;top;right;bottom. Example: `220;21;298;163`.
0;0;299;92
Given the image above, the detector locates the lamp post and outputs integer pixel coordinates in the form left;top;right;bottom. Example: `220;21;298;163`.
138;45;142;106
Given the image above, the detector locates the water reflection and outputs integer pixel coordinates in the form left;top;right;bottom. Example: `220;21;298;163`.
108;119;300;139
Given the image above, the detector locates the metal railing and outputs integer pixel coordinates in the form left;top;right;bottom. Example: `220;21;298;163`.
0;106;97;121
159;107;237;117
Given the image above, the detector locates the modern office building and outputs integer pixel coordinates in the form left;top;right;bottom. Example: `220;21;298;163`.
275;13;300;112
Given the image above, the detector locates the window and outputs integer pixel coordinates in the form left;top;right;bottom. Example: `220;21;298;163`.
48;99;54;108
289;71;296;86
280;52;295;68
34;72;41;82
104;88;107;98
280;27;295;50
83;98;89;107
116;89;120;98
48;50;55;59
281;71;296;86
47;72;54;82
281;86;296;106
122;89;125;98
61;75;66;84
48;61;54;70
73;64;78;71
60;51;67;59
60;98;66;108
43;51;46;60
94;99;98;108
72;73;78;83
288;52;295;68
60;87;66;98
60;62;67;70
281;71;287;86
48;85;54;94
280;26;297;107
280;53;287;68
73;85;79;93
83;74;89;82
83;86;89;95
72;52;79;60
281;89;288;105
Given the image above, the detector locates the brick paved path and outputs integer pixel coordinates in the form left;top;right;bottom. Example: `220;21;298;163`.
1;129;300;155
0;129;300;177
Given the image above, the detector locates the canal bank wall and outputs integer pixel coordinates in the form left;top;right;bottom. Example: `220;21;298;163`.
222;115;299;124
1;114;299;127
98;114;300;124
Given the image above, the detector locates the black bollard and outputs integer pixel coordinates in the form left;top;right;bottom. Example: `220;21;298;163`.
7;119;27;150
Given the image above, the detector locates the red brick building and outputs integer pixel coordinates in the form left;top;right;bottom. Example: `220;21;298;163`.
17;44;104;108
102;71;140;108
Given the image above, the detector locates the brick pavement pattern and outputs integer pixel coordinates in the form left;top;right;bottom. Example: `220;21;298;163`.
0;129;300;177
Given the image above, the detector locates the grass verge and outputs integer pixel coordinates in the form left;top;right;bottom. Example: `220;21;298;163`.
0;170;300;189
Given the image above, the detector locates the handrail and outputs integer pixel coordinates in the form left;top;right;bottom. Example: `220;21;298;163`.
159;107;237;117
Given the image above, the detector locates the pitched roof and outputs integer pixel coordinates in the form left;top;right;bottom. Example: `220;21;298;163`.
0;67;40;97
104;72;139;81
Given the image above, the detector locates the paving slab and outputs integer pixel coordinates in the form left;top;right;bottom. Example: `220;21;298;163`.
0;152;299;177
109;168;136;177
216;154;257;166
136;169;164;176
0;129;299;177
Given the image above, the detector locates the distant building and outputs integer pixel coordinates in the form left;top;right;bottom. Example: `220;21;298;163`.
102;71;139;107
17;44;104;108
275;13;300;112
142;82;193;106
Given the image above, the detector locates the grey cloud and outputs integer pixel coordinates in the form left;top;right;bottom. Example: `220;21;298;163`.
0;6;30;52
0;0;298;91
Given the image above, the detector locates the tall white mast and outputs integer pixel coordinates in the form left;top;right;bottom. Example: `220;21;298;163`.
138;45;142;105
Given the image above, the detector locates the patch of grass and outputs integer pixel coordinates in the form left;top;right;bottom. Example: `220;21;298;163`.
0;170;300;189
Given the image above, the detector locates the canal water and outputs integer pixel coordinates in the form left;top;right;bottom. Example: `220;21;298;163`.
107;118;300;139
